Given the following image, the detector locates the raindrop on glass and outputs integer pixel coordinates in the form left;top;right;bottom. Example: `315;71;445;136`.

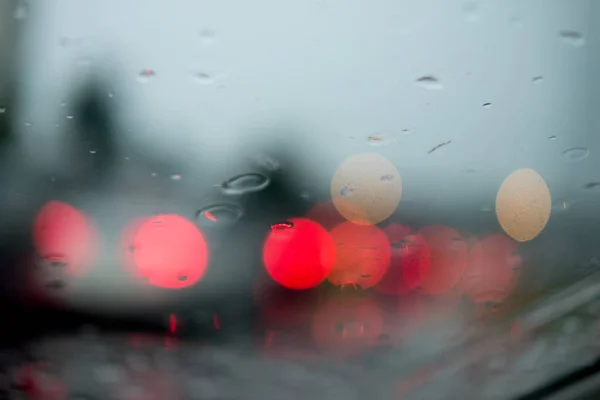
532;76;544;84
89;149;97;154
340;184;355;197
401;128;410;135
0;107;5;114
415;76;443;90
108;92;114;98
221;173;270;195
548;135;556;140
366;134;391;146
66;115;74;120
271;221;294;231
13;1;28;20
192;72;215;85
562;147;589;161
552;199;569;212
137;69;156;83
482;102;492;108
170;174;182;181
559;30;585;47
196;204;243;227
583;182;600;190
151;172;157;177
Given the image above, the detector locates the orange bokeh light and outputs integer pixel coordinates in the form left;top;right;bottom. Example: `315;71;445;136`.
328;221;391;289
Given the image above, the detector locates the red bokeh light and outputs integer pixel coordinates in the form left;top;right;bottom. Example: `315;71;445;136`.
262;217;335;290
375;223;431;295
418;225;468;295
459;234;521;304
122;214;209;289
32;201;98;276
328;221;391;289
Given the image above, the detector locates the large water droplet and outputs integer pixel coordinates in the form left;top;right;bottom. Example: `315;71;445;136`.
0;107;6;114
221;173;270;195
559;30;585;47
482;102;492;108
137;69;156;83
548;135;556;140
89;149;97;154
562;147;589;161
532;76;544;84
415;76;443;90
196;204;243;227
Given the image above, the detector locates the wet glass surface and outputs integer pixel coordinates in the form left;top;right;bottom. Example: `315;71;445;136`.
0;0;600;398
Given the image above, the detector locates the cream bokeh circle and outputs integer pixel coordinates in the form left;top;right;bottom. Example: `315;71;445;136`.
495;168;551;242
330;153;402;225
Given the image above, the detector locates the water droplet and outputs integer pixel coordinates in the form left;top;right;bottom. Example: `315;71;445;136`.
0;107;5;114
89;149;97;154
221;173;270;195
13;1;28;19
548;135;556;140
60;102;67;107
415;76;443;90
170;174;182;181
340;184;355;197
271;221;294;231
66;115;74;120
196;204;244;227
559;30;585;47
584;182;600;190
366;134;392;146
24;122;31;127
192;72;215;85
137;69;156;83
562;147;589;161
552;199;569;212
532;76;544;84
401;128;410;134
482;102;492;108
108;92;114;98
151;172;157;177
